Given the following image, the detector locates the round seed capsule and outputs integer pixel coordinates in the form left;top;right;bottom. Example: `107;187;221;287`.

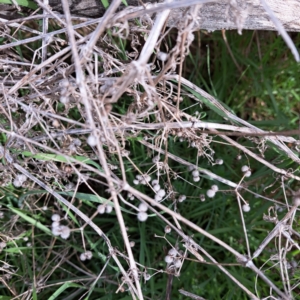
206;189;216;198
241;165;249;172
242;204;251;212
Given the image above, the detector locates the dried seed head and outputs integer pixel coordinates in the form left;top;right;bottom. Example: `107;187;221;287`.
152;179;159;186
193;176;200;182
138;202;148;212
192;170;199;177
157;189;166;198
97;204;106;214
51;214;60;222
60;96;69;104
0;242;7;249
152;155;160;163
85;251;92;260
293;197;300;207
144;273;151;281
216;158;223;165
80;253;87;261
105;205;113;213
13;179;22;187
174;259;182;268
168;248;178;257
211;185;219;192
178;195;186;202
164;255;173;264
153;184;161;192
87;135;97;147
242;204;251;212
133;179;139;185
164;225;171;234
157;51;168;61
154;194;162;202
51;221;60;228
60;226;71;239
244;170;251;177
241;165;249;172
206;189;216;198
137;211;148;222
52;119;60;128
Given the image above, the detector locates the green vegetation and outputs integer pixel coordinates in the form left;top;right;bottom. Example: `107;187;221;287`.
0;1;300;299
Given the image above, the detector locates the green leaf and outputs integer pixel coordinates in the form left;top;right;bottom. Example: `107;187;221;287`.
48;283;84;300
0;0;38;9
8;206;51;234
21;151;103;171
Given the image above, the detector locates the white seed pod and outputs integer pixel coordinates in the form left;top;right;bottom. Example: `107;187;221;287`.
80;253;87;261
293;197;300;207
52;119;60;128
0;242;7;248
23;237;28;242
60;79;69;88
200;194;205;202
157;189;166;198
191;141;196;147
188;165;195;171
192;170;199;177
216;159;223;165
137;211;148;222
129;241;135;247
144;273;151;281
168;248;178;257
60;96;69;104
174;259;182;268
105;205;113;213
152;179;159;186
164;255;173;264
244;170;251;177
17;174;27;183
153;184;161;192
152;155;160;163
140;179;147;185
206;189;216;198
13;179;22;188
42;206;48;211
193;176;200;182
60;226;71;239
26;242;32;247
154;194;162;202
87;135;97;147
51;214;60;222
178;195;186;202
136;175;143;180
242;204;251;212
85;251;92;260
51;221;60;228
211;185;219;192
241;165;249;172
157;51;168;61
73;138;81;146
133;179;139;185
52;226;61;236
97;204;106;214
144;175;151;182
164;225;171;234
138;202;148;212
